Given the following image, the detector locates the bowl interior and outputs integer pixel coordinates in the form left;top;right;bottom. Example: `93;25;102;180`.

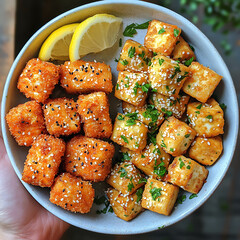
1;0;239;235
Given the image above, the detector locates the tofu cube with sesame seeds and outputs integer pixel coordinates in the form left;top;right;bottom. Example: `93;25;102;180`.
189;136;223;166
130;143;171;180
115;71;149;107
117;39;152;73
60;60;113;94
187;98;224;137
156;116;196;157
150;92;190;119
6;100;47;146
149;54;189;98
165;155;209;194
141;178;179;216
122;102;164;129
43;98;81;137
77;92;112;139
22;134;65;187
50;172;94;213
111;113;148;151
144;20;181;56
182;62;222;103
106;188;144;221
172;36;196;62
17;58;60;103
107;161;145;195
64;136;114;182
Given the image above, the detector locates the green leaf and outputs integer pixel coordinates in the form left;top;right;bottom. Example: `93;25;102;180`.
189;193;198;199
179;157;185;169
154;160;167;177
174;29;180;37
128;176;134;192
177;194;186;204
184;57;194;67
185;134;190;138
123;23;137;37
118;167;128;178
159;58;165;66
136;188;143;203
196;103;202;109
158;27;166;34
122;152;131;161
126;118;136;126
150;187;162;201
117;114;124;120
121;135;129;143
135;20;150;29
220;103;227;111
206;115;213;120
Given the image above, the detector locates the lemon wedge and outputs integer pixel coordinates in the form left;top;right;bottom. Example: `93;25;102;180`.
69;14;122;61
39;23;79;61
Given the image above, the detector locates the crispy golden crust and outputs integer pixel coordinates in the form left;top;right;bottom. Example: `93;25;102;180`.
172;36;196;61
60;60;113;94
183;62;222;103
65;135;115;182
17;58;60;103
43;98;81;137
6;100;47;146
117;39;152;73
50;172;94;213
22;134;65;187
144;20;181;56
77;92;112;139
107;188;144;221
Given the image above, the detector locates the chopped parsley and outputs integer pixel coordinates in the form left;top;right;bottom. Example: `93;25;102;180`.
119;38;122;47
141;83;151;93
206;115;213;120
170;148;174;152
143;104;160;124
158;27;166;34
177;71;189;82
138;177;147;184
195;111;200;114
177;194;186;204
133;82;140;95
138;51;145;59
123;21;150;37
161;140;167;148
141;154;145;158
189;194;198;199
121;135;129;143
161;107;173;117
125;112;138;120
114;58;119;62
174;29;180;37
127;176;134;192
118;167;128;178
117;114;124;120
136;188;143;203
150;187;162;201
158;225;165;229
95;195;113;214
147;126;158;146
186;165;191;169
116;83;119;90
120;59;128;66
159;58;165;66
196;103;202;109
171;64;181;79
179;157;185;169
128;46;136;58
153;160;167;177
184;57;194;67
220;103;227;112
185;134;190;138
126;118;136;126
122;152;131;161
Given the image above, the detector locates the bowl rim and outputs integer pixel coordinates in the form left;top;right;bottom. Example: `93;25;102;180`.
1;0;239;235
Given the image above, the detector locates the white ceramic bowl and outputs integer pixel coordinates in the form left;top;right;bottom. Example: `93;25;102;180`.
1;0;239;235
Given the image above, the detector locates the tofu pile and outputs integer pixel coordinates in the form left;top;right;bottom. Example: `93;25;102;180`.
108;19;224;221
6;58;115;214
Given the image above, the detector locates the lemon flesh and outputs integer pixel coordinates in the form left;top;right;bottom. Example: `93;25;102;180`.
39;23;79;61
69;14;122;61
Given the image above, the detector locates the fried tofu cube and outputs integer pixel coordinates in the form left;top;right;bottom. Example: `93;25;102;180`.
187;98;224;137
129;143;171;180
117;39;152;73
43;98;80;137
150;92;190;118
50;172;94;213
65;136;114;182
77;92;112;139
144;20;181;56
107;161;145;195
189;136;223;166
156;116;196;156
17;58;59;103
183;62;222;103
115;71;148;107
107;188;143;221
22;134;65;187
165;155;209;194
172;36;196;61
6;100;47;146
60;60;113;94
122;102;164;128
111;113;148;151
141;178;179;215
149;55;189;98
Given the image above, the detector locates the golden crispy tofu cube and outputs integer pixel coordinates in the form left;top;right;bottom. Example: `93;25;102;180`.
122;102;164;129
50;173;94;213
43;98;81;137
144;20;181;56
150;92;190;118
141;178;179;215
22;134;65;187
107;161;145;195
17;58;60;103
65;136;115;182
189;136;223;166
115;71;148;107
129;143;171;180
165;155;209;194
156;116;196;156
77;92;112;139
183;62;222;103
111;113;148;151
187;98;224;137
60;60;113;94
107;188;143;221
172;36;196;61
149;55;189;98
117;39;152;72
6;100;47;146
